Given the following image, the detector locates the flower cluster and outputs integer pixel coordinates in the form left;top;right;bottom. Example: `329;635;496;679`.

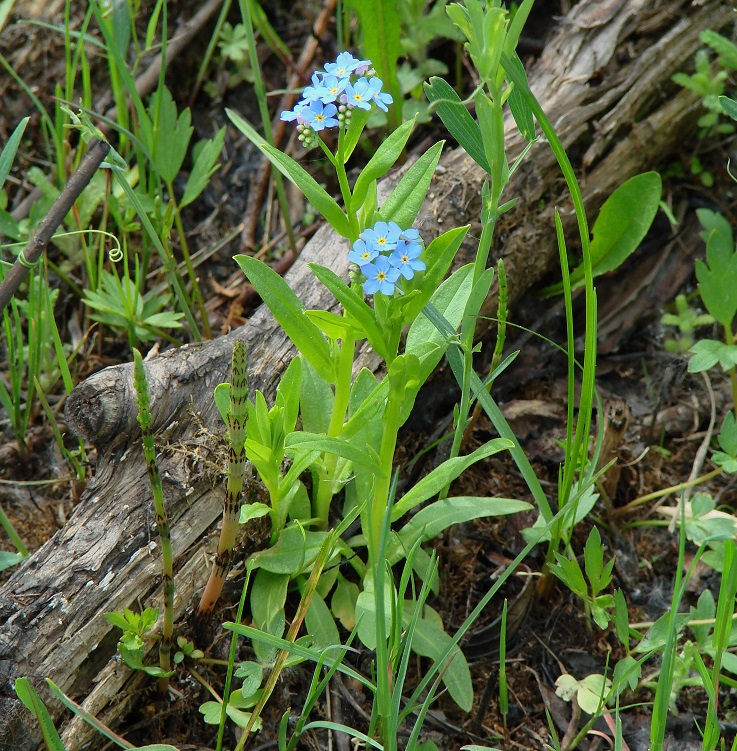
281;52;393;147
349;221;425;296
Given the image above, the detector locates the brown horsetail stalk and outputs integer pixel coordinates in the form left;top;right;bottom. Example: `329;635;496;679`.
196;341;249;620
133;348;174;693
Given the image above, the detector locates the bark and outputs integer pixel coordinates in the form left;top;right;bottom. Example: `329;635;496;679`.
1;1;731;748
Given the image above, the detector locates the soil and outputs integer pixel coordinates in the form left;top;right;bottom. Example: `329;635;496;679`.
2;1;737;750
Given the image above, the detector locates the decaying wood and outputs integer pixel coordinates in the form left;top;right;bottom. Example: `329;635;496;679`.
1;1;732;748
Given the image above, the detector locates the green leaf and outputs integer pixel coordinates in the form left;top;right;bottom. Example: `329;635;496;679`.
304;589;340;649
583;526;605;588
0;551;24;571
549;553;587;598
689;339;737;372
352;117;416;209
701;29;737;70
305;310;364;341
402;604;473;711
285;432;385;476
719;412;737;457
239;502;271;524
391;496;530;563
14;678;66;751
254;527;330;575
393;439;513;518
380;141;444;227
331;574;359;631
181;127;226;207
226;109;350;236
612;655;641;695
151;87;193;184
543;172;662;295
300;356;333;434
308;264;389;358
234;255;335;379
504;53;536;141
696;223;737;327
214;382;230;424
235;661;263;697
250;569;289;662
424;78;489;172
719;95;737;121
0;117;30;193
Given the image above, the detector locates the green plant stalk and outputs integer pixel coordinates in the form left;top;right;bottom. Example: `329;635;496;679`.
166;185;212;338
132;348;173;692
237;0;297;257
216;559;255;751
196;341;248;619
314;334;356;526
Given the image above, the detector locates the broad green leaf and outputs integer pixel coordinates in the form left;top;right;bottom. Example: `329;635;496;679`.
226;109;350;236
151;87;193;183
696;228;737;327
696;208;734;249
555;673;611;715
305;310;364;341
276;356;302;435
181;127;226;207
239;502;271;524
285;432;385;476
392;497;530;561
402;605;473;711
254;527;330;574
300;356;333;434
304;589;340;649
424;78;489;172
0;551;24;571
0;117;29;192
689;339;737;373
352;117;416;210
393;439;513;518
250;569;288;662
355;574;393;649
719;95;737;121
701;29;737;70
14;678;65;751
504;53;535;141
542;172;662;295
719;412;737;456
380;141;444;227
213;382;230;423
235;661;263;697
308;264;389;358
348;367;378;418
331;574;359;631
234;255;335;379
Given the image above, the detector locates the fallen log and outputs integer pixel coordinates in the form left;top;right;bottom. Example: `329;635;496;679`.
1;1;730;748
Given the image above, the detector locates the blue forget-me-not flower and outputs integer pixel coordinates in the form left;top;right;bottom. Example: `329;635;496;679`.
349;221;425;297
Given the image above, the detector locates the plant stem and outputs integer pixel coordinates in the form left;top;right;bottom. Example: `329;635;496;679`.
196;341;248;619
133;348;173;693
314;335;355;526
